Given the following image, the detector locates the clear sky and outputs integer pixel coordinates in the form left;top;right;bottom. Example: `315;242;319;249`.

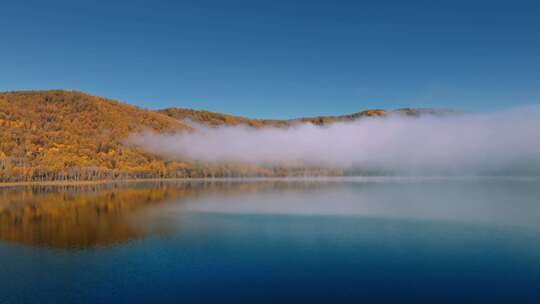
1;0;539;118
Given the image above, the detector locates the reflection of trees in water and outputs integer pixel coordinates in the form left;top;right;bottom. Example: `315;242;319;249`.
0;180;338;248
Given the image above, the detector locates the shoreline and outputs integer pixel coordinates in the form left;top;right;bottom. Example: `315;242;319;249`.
0;177;344;188
1;175;539;188
0;178;198;188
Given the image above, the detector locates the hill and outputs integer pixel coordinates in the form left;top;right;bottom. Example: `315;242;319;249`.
0;90;443;182
0;90;200;182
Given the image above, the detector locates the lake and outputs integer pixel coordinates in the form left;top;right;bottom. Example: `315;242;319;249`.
1;177;540;303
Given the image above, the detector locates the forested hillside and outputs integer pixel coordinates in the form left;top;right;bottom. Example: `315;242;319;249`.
0;90;438;182
0;91;193;182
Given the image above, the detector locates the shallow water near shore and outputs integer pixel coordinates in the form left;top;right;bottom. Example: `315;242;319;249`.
1;177;540;303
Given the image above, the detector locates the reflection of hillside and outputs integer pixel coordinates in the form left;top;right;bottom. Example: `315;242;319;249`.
0;180;336;248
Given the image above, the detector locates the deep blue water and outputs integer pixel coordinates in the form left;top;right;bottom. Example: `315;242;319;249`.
1;178;540;303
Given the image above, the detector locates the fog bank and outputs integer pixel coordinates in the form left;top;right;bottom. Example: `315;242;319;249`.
129;107;540;175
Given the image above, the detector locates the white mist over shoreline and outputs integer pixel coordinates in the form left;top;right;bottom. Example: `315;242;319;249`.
129;106;540;175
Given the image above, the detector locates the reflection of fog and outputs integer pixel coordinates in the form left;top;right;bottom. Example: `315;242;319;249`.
1;177;540;249
175;177;540;229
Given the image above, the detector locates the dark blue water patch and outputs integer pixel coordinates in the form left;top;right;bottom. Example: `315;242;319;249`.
1;213;540;304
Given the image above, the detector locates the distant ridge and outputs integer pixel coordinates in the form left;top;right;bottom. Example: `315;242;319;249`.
159;107;453;127
0;90;450;182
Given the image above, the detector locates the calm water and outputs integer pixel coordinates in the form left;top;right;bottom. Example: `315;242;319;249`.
1;177;540;303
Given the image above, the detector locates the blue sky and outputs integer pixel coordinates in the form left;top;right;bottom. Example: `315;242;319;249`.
1;0;539;118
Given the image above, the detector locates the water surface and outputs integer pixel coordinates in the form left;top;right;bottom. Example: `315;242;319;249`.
1;178;540;303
